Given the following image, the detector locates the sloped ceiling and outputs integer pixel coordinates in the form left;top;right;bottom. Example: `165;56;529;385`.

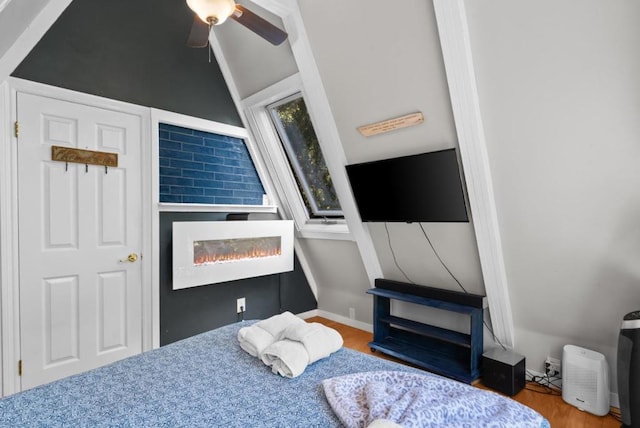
0;0;62;80
297;0;459;165
10;0;241;124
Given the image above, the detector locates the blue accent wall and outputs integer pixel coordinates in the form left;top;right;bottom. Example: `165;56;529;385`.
12;0;242;126
159;124;265;205
160;212;318;346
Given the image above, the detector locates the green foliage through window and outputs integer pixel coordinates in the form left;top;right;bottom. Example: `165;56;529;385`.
269;94;343;218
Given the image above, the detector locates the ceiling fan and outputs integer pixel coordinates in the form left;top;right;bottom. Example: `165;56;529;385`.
186;0;288;47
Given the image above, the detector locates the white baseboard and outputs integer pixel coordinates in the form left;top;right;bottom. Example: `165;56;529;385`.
318;310;373;333
296;309;373;332
295;309;319;319
610;392;620;410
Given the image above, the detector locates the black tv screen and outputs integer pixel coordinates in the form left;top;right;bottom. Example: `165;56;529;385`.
346;148;468;222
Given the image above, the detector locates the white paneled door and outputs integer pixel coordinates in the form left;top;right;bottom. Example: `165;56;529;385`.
17;92;143;391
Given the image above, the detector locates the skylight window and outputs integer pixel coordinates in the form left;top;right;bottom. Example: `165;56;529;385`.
267;93;343;219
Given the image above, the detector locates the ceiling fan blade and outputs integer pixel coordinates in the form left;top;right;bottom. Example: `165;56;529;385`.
187;16;210;48
230;5;288;46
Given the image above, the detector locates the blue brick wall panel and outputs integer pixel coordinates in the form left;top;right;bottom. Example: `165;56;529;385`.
182;143;215;155
214;148;244;160
194;153;225;165
159;140;182;151
186;196;216;204
222;158;241;167
169;186;203;196
193;179;225;189
204;137;234;150
214;196;241;205
203;163;235;174
234;189;265;200
182;170;215;180
169;159;204;171
159;167;183;177
215;172;243;183
204;188;234;197
160;176;194;187
223;181;256;191
242;175;262;185
159;123;265;204
169;132;203;146
161;194;182;203
159;148;192;160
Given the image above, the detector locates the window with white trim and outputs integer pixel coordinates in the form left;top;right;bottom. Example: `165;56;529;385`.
268;93;342;219
243;74;349;238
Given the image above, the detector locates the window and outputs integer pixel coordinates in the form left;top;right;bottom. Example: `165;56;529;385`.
267;94;342;219
242;73;350;239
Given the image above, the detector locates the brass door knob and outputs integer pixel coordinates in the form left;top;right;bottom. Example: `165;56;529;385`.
119;253;138;263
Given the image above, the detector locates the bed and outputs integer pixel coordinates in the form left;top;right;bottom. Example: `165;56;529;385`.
0;320;549;427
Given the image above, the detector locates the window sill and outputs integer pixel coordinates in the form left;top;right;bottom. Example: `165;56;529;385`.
158;203;278;214
297;222;353;241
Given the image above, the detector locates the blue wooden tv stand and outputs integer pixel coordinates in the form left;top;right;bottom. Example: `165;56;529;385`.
367;279;485;384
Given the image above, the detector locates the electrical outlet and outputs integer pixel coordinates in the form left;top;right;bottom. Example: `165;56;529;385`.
236;297;246;314
545;356;561;378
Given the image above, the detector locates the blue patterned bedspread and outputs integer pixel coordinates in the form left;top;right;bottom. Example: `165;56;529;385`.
0;321;549;427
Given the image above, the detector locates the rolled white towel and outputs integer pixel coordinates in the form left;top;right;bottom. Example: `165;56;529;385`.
237;325;274;357
280;322;343;364
237;311;304;357
255;311;304;338
261;339;309;378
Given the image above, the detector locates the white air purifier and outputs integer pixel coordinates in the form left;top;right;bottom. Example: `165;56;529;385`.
562;344;610;416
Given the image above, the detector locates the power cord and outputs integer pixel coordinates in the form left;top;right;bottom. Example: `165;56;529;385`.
384;223;417;284
526;370;562;391
417;223;507;351
524;369;621;422
383;222;507;350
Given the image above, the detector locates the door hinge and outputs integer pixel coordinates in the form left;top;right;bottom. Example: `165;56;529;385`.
18;359;22;376
14;121;19;138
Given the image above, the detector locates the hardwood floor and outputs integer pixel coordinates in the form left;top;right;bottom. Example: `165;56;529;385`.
309;317;621;428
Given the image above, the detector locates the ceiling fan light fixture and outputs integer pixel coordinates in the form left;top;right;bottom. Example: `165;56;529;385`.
186;0;236;25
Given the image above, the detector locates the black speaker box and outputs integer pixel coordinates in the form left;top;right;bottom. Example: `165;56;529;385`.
482;348;525;396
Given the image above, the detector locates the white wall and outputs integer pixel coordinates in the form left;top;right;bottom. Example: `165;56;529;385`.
297;0;486;320
297;0;458;164
217;0;640;398
464;0;640;391
298;239;372;322
0;0;71;82
213;3;297;99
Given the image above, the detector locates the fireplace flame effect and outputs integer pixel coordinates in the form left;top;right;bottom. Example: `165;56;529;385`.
193;236;282;266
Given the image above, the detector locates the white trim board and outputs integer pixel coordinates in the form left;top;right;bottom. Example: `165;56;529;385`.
0;79;17;396
432;0;514;348
0;0;73;82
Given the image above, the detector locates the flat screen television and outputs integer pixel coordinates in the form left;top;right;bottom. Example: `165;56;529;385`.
345;148;468;223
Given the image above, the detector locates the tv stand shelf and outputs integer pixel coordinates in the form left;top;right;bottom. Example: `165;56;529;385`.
367;279;485;384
